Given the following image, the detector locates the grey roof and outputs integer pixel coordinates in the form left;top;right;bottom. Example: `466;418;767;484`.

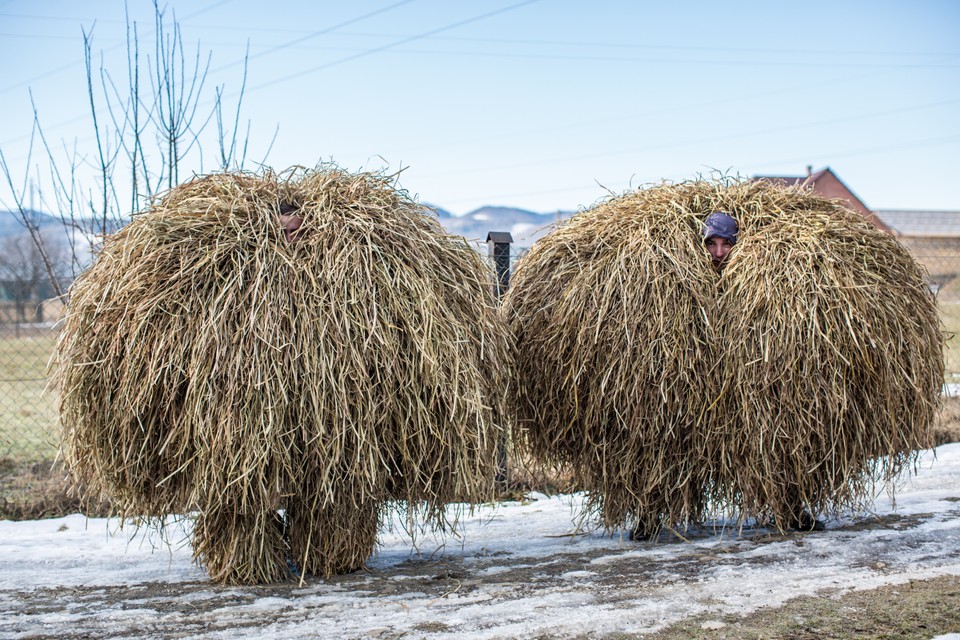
874;210;960;238
486;231;514;243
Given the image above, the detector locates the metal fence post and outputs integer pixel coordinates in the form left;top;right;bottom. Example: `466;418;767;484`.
487;231;512;300
487;231;513;490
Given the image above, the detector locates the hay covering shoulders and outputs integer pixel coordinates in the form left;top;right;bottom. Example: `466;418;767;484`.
505;177;942;534
55;164;511;584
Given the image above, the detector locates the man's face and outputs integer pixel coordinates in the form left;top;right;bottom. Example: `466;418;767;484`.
279;213;303;242
705;236;733;270
278;204;304;243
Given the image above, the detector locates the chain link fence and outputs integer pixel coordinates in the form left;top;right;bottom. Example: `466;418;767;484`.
0;289;63;464
2;229;960;465
902;238;960;381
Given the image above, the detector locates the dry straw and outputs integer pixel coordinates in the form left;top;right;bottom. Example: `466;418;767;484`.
54;165;510;584
504;177;943;535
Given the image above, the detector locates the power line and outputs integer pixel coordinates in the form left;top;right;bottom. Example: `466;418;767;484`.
0;0;418;146
416;99;960;181
0;0;235;24
76;21;960;59
758;133;960;168
0;0;238;96
391;57;960;159
427;99;960;178
0;60;87;97
437;133;960;209
179;0;237;21
0;32;80;41
238;0;542;95
277;30;960;59
0;12;123;23
209;42;960;69
209;0;416;75
16;34;951;70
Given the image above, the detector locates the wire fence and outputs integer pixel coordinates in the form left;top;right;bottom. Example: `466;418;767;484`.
2;234;960;464
0;289;64;464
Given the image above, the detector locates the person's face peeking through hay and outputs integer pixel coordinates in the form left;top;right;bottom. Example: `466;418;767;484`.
703;211;738;271
278;202;304;242
54;167;513;584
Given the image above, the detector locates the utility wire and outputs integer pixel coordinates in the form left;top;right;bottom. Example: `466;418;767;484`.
327;31;960;58
43;20;956;59
0;0;234;24
384;50;960;158
198;42;960;69
237;0;542;95
208;0;416;74
217;28;960;59
0;0;418;146
417;98;960;180
436;133;960;209
759;133;960;168
0;0;237;96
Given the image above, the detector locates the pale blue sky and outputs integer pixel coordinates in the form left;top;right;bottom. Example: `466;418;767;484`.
1;0;958;215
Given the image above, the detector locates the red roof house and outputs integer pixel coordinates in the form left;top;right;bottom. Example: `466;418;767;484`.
753;166;890;233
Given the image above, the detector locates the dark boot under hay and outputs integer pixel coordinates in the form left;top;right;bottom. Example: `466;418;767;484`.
505;177;942;534
54;165;510;584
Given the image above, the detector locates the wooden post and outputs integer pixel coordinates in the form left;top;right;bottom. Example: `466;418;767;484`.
486;231;513;300
486;231;513;490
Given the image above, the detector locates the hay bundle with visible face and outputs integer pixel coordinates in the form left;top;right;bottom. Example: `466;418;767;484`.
504;178;942;534
54;165;509;584
503;183;724;534
713;179;942;525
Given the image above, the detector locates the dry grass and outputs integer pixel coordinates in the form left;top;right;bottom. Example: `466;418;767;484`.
933;395;960;446
504;177;943;535
639;575;960;640
53;165;510;584
714;180;942;525
0;459;110;520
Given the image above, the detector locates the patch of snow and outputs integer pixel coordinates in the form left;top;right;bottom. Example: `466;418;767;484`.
0;444;958;639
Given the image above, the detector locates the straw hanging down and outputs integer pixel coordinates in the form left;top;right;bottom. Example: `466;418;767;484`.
713;180;942;524
54;165;511;584
504;177;942;535
504;183;723;534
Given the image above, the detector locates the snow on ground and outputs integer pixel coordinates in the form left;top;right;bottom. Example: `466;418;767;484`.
2;444;960;639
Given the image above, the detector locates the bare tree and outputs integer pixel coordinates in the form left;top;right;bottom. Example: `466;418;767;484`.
0;0;261;294
0;234;43;326
0;228;67;335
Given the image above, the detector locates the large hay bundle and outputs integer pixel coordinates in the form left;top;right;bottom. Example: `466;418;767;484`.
504;178;942;535
504;190;719;533
713;180;942;522
55;165;509;584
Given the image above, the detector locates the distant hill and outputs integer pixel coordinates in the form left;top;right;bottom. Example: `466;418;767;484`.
425;204;573;246
2;205;573;249
0;209;60;237
423;203;455;219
